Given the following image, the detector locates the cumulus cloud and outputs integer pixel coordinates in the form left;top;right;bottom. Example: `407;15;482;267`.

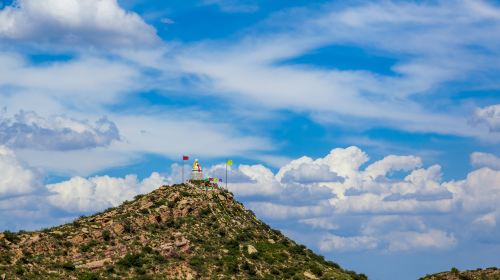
0;0;158;47
0;110;120;150
204;162;311;199
223;146;500;253
277;156;344;184
46;172;169;213
445;167;500;214
0;145;38;197
472;104;500;132
471;152;500;170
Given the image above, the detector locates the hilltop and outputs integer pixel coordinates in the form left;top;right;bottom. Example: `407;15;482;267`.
420;267;500;280
0;181;367;280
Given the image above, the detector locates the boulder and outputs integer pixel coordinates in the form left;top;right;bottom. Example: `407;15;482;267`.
304;271;319;279
247;245;258;255
78;258;111;270
175;237;189;247
113;223;124;235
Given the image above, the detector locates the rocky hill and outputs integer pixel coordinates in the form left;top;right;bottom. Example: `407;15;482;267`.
420;267;500;280
0;181;367;280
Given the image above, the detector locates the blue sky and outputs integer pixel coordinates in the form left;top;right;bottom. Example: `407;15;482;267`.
0;0;499;279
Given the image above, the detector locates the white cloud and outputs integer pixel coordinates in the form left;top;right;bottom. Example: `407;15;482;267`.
0;0;158;48
319;234;378;252
299;217;339;230
276;156;344;184
364;155;422;179
471;104;500;132
46;172;169;213
385;230;457;252
0;145;38;197
471;152;500;170
445;167;500;214
0;110;120;150
174;1;500;140
248;201;332;220
205;163;290;197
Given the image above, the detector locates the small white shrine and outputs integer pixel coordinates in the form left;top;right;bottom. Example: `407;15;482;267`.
191;159;203;180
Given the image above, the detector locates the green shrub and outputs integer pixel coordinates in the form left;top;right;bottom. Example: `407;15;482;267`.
117;253;144;268
309;263;323;277
189;256;204;272
62;262;76;271
123;222;133;233
80;240;98;252
451;267;460;274
102;230;111;241
3;231;19;243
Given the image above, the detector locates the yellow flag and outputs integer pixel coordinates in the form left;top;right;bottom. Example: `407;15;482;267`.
227;159;233;165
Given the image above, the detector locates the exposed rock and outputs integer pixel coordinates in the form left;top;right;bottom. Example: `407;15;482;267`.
175;237;189;247
304;271;319;279
268;239;275;244
140;201;154;209
71;234;85;244
112;223;124;235
247;245;258;255
78;258;112;270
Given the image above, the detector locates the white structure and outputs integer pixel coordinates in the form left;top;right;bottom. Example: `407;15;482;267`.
191;159;203;180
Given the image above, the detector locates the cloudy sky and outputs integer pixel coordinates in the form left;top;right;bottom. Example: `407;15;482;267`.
0;0;499;279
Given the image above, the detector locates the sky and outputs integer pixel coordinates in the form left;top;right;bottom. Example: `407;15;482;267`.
0;0;499;279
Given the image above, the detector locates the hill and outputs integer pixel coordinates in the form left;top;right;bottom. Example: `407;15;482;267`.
420;267;500;280
0;181;367;280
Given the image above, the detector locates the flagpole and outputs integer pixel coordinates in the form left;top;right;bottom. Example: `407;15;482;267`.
225;160;228;190
182;161;184;184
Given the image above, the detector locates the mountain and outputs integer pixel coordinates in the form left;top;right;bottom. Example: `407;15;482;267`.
0;181;367;280
420;267;500;280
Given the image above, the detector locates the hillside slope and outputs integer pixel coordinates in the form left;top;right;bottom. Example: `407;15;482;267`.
420;267;500;280
0;182;367;280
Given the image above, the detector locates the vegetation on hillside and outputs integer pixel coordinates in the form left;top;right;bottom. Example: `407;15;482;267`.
0;182;367;280
420;267;500;280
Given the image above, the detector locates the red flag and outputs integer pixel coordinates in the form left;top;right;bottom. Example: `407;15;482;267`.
183;155;189;160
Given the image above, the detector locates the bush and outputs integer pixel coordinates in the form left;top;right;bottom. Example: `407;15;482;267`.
3;231;19;243
62;262;76;271
80;240;98;252
451;267;460;274
142;246;154;254
123;222;133;233
309;263;323;277
102;230;111;242
189;256;204;271
118;253;144;268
